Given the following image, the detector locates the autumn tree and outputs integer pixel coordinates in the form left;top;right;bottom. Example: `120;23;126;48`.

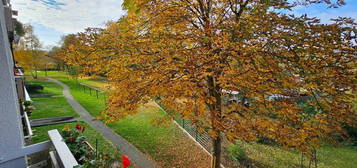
13;24;50;78
59;28;115;78
47;46;66;70
63;0;356;167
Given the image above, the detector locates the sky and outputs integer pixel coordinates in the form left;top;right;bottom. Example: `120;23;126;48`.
12;0;125;48
11;0;357;49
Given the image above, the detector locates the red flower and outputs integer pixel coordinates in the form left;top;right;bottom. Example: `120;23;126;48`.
75;124;82;130
121;155;131;168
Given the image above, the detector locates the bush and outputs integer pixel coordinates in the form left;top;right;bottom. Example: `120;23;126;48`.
257;136;276;145
228;144;247;163
344;125;357;146
25;83;44;94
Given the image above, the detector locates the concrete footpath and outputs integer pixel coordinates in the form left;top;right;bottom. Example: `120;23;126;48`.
49;78;156;168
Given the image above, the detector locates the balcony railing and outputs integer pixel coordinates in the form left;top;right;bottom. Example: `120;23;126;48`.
0;129;79;168
23;112;33;138
14;69;26;102
48;129;79;168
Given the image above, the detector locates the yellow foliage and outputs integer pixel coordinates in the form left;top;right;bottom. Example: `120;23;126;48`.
60;0;356;162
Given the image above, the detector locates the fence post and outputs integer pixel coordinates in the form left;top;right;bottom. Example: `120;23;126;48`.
89;87;92;95
96;90;98;99
182;119;185;128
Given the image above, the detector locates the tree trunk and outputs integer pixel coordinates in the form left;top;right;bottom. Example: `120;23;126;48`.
207;76;223;168
45;65;47;76
211;132;222;168
30;71;35;79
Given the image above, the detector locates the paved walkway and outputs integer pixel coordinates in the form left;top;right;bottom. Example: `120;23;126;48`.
49;78;156;168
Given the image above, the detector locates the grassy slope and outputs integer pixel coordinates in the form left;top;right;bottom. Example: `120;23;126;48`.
39;71;357;168
31;97;79;119
27;77;117;154
27;80;63;95
226;141;357;168
27;80;79;119
41;71;211;168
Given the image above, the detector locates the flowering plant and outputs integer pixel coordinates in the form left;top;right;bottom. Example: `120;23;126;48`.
23;100;35;115
121;155;131;168
62;124;90;162
62;125;133;168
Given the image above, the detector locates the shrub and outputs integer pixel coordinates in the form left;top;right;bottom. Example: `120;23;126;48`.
25;83;44;94
257;136;276;145
344;125;357;146
228;144;247;163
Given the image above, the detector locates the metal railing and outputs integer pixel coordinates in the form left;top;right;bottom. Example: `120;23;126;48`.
155;100;213;153
77;82;107;103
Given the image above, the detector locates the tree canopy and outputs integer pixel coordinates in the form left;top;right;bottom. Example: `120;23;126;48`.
13;24;49;78
60;1;356;167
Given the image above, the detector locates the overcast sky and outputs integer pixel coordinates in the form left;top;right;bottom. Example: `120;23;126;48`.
11;0;357;48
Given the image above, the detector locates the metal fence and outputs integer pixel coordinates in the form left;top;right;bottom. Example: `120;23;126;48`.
175;117;212;153
73;84;213;153
76;82;107;103
155;100;213;153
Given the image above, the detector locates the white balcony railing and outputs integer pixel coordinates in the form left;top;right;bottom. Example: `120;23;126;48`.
48;129;79;168
23;112;33;138
0;129;78;168
23;87;33;138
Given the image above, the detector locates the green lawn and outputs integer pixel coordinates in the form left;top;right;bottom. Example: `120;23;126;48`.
26;80;79;119
31;71;108;117
227;141;357;168
27;77;118;154
59;79;107;117
26;80;63;95
31;97;79;119
37;71;211;168
35;71;357;168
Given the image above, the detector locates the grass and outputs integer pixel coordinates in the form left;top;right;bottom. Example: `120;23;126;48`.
26;76;118;154
226;141;357;168
61;79;107;117
35;71;108;90
26;80;79;119
35;71;357;168
31;97;79;119
36;71;211;168
80;77;109;90
26;80;63;95
33;71;107;117
108;103;211;168
32;121;117;154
